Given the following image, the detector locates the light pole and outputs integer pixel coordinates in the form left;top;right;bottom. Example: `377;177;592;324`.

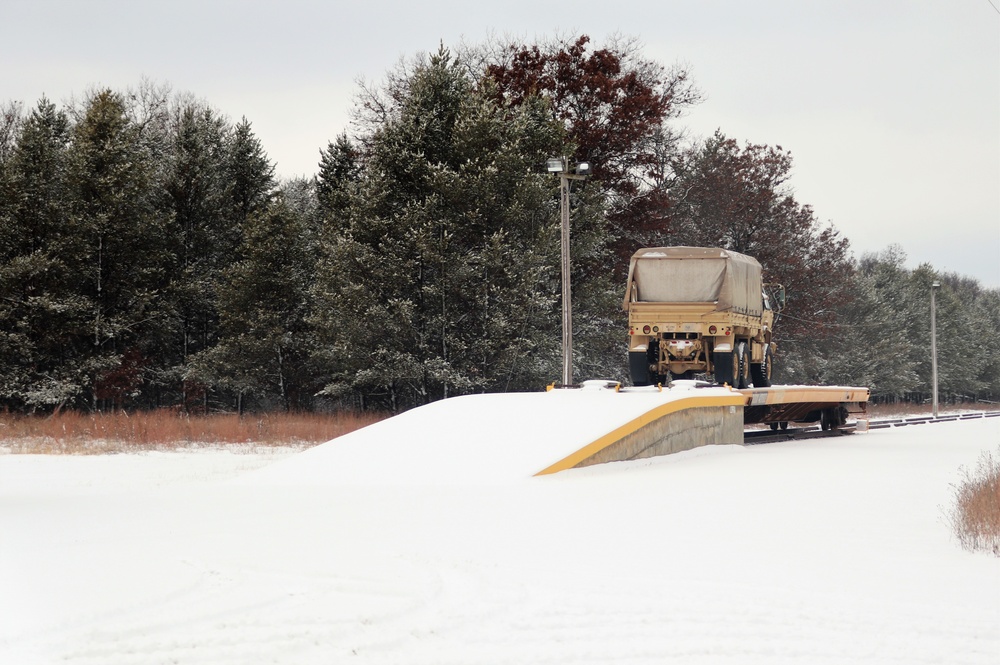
546;156;590;387
931;280;940;418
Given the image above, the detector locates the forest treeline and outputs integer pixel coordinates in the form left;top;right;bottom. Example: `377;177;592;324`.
1;36;997;413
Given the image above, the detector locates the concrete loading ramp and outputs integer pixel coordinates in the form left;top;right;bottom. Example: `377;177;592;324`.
243;383;745;486
534;386;744;475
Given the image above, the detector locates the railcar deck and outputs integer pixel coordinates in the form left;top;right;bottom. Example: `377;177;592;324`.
739;385;870;428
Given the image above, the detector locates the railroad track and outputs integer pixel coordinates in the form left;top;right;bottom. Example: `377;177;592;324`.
744;410;1000;445
744;426;854;444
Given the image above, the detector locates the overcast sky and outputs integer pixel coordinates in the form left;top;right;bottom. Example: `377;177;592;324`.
6;0;999;287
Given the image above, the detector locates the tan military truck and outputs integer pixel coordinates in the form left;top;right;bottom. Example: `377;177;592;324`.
623;247;782;388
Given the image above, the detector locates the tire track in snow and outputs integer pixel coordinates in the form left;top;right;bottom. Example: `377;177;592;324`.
28;554;439;664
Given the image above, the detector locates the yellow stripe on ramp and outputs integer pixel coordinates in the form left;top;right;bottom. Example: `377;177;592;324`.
534;393;745;476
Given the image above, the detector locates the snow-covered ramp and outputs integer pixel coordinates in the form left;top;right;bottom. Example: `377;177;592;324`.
244;383;744;485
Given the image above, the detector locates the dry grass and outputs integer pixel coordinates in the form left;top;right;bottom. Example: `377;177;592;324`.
0;410;386;455
948;446;1000;557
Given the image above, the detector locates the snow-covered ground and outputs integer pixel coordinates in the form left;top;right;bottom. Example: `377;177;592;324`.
1;392;998;664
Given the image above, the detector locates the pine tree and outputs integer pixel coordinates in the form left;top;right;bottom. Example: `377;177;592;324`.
66;90;166;409
821;248;1000;404
909;265;985;400
154;103;231;407
0;98;87;410
814;248;919;394
316;133;360;218
970;287;1000;398
311;47;608;410
188;192;316;411
0;101;24;172
226;117;275;229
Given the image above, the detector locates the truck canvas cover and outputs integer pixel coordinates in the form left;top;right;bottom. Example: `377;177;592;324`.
623;247;764;316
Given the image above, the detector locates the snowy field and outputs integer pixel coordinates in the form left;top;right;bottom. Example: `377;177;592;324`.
1;393;998;664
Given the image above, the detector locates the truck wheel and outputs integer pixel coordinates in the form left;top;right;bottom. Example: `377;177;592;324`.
713;350;736;386
736;341;750;389
750;343;773;388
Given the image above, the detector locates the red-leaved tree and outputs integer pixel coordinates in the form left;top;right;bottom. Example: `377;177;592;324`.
483;35;701;274
666;131;855;382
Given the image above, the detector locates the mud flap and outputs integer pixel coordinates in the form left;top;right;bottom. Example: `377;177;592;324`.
629;351;651;386
713;350;734;386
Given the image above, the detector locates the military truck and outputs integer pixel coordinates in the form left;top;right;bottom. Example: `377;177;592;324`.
623;247;782;388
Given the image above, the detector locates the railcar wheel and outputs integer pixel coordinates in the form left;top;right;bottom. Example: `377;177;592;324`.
820;406;848;430
820;408;842;431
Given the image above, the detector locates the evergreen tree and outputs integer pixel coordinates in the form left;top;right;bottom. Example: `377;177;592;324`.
66;89;166;409
970;286;1000;398
0;101;23;167
189;192;316;411
816;247;919;395
156;103;231;407
822;247;1000;404
0;98;86;410
1;99;71;262
908;265;985;399
311;47;612;410
316;133;360;218
226;117;275;229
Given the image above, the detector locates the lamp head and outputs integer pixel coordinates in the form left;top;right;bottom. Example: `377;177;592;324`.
546;157;565;173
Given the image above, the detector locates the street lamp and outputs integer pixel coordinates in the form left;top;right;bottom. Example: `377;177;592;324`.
931;280;940;418
547;156;590;387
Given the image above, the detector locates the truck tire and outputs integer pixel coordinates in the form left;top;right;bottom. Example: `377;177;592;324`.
714;350;737;386
750;343;773;388
736;342;750;389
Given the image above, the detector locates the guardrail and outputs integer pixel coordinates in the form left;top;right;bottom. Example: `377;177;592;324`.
744;410;1000;444
865;411;1000;430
